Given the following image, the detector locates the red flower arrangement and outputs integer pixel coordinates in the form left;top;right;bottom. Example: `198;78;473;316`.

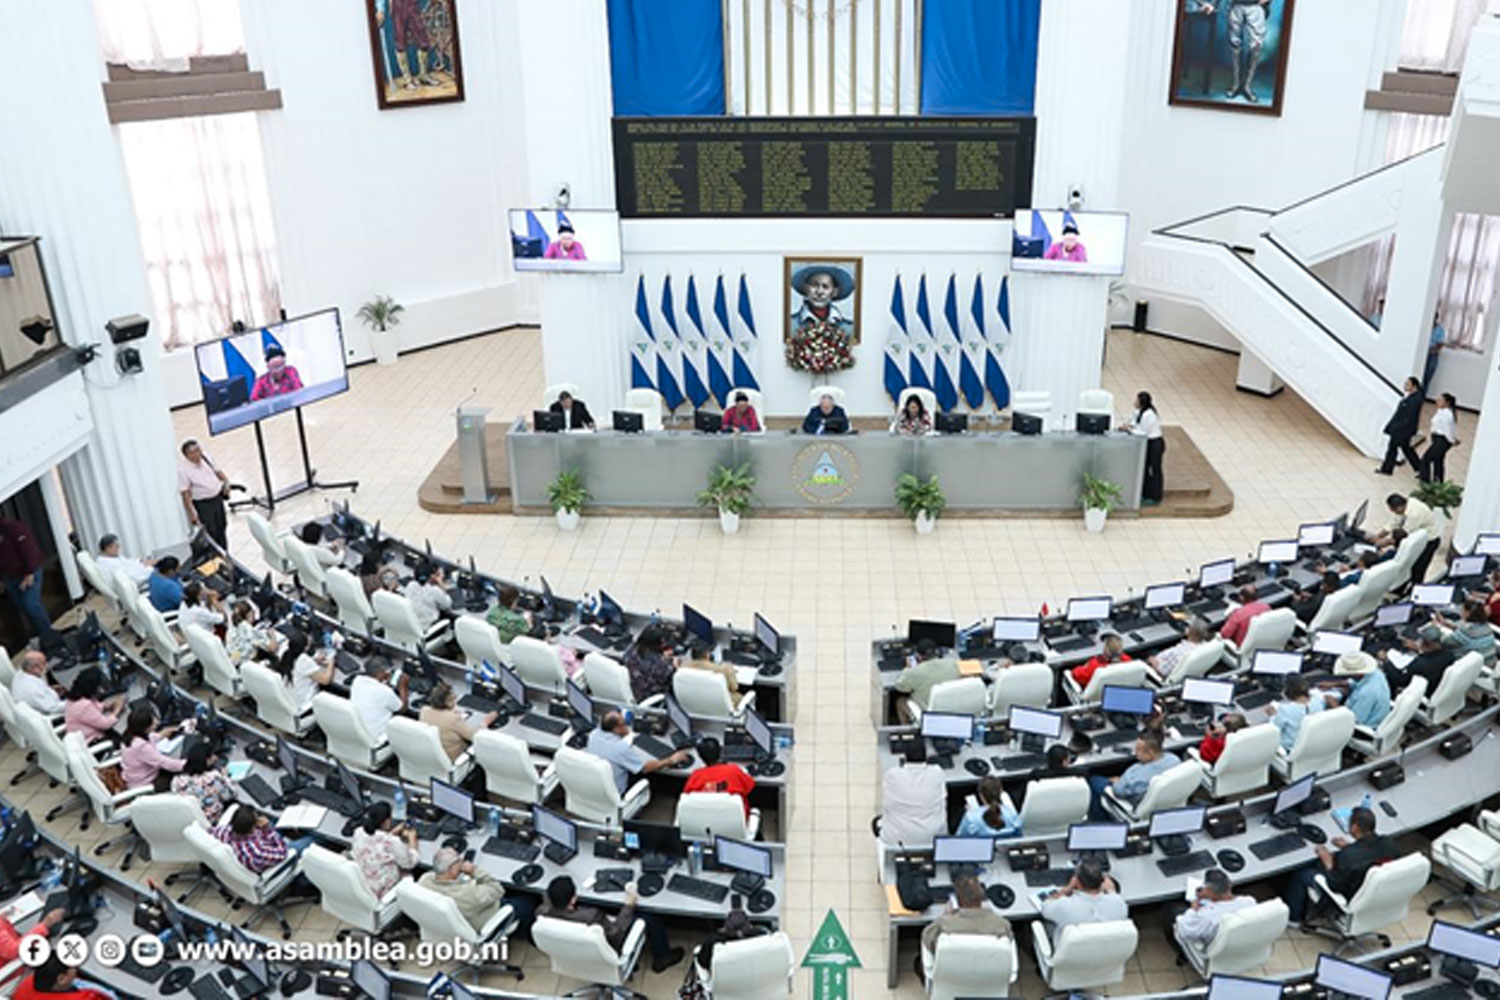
785;319;855;374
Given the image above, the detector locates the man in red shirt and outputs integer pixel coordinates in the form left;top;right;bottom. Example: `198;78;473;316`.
682;739;756;817
1220;585;1270;646
14;956;115;1000
1070;633;1132;689
0;906;62;965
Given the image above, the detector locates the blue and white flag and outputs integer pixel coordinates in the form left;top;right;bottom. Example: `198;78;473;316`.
908;274;934;392
987;276;1014;410
678;275;712;409
653;276;686;411
524;210;551;255
933;275;961;412
884;275;910;405
1030;210;1053;257
198;336;257;391
731;274;760;391
958;274;987;410
708;276;738;405
629;275;657;393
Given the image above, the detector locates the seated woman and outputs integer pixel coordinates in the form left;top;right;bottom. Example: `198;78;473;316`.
299;522;343;567
177;581;225;634
275;631;342;716
418;682;495;761
358;550;400;598
62;669;125;747
625;626;678;702
225;601;279;665
1194;712;1247;765
120;708;185;791
721;391;761;433
895;395;932;436
1427;600;1496;665
955;775;1020;837
170;741;237;825
350;801;420;898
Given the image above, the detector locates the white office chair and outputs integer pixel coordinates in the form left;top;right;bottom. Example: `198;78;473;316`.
182;622;246;705
1270;706;1355;783
1032;919;1138;992
1308;852;1431;955
554;746;650;826
584;652;661;710
13;704;96;826
326;568;378;636
370;590;451;654
509;635;568;692
0;647;14;689
1010;390;1053;429
532;913;647;999
247;513;293;576
1175;899;1289;979
1348;676;1426;758
312;691;393;771
113;568;160;642
672;668;754;719
1064;660;1147;705
183;820;303;939
987;664;1053;719
1389;528;1431;584
300;843;409;939
1005;777;1089;837
909;677;986;722
395;880;525;980
1227;608;1297;665
1350;561;1405;622
1302;586;1360;634
1153;639;1227;687
0;685;49;786
455;616;509;671
64;732;152;868
74;550;121;616
925;933;1016;1000
807;385;846;409
143;603;195;679
1101;759;1201;822
1429;810;1500;918
700;931;795;1000
1191;722;1279;798
128;794;225;904
894;387;938;431
386;715;475;787
675;791;761;842
622;388;664;431
1415;651;1483;727
471;729;559;806
282;536;331;601
240;661;315;738
1077;388;1114;418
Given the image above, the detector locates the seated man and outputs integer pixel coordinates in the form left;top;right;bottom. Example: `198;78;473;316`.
549;390;596;431
14;955;117;1000
146;556;184;612
95;533;152;586
214;807;309;873
585;710;690;795
1170;868;1255;953
1219;585;1270;647
1038;860;1127;937
891;639;961;724
418;846;537;936
1323;651;1390;728
1426;600;1496;665
1379;634;1455;696
1321;549;1381;588
919;874;1012;980
1267;674;1328;752
349;659;408;743
1292;572;1341;626
874;743;946;846
801;393;848;435
543;874;683;973
1147;619;1213;684
403;562;453;632
682;738;756;817
1071;633;1131;690
11;650;64;715
1088;730;1180;820
298;522;343;567
1282;806;1397;925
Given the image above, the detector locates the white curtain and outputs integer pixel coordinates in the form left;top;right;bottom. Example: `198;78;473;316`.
95;0;244;70
118;112;282;350
726;0;919;115
1398;0;1485;71
1361;113;1451;316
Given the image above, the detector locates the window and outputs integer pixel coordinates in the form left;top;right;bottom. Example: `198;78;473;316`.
1397;0;1484;73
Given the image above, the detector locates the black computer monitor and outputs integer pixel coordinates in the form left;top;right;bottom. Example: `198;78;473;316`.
566;680;594;723
1075;412;1109;435
444;978;477;1000
665;694;693;743
744;708;774;756
753;613;780;657
1298;522;1336;547
1315;954;1391;1000
598;589;624;625
350;960;390;1000
932;836;994;866
1011;412;1043;435
230;927;271;990
1182;677;1235;708
714;836;774;878
1349;499;1369;532
497;662;527;705
1312;631;1363;656
682;603;714;646
919;712;973;743
1428;919;1500;968
823;415;849;434
0;812;36;884
1272;773;1316;819
276;736;300;783
1198;558;1236;589
1066;596;1113;622
1475;533;1500;556
1257;539;1300;565
1149;806;1206;840
336;761;365;808
1144;582;1186;610
531;805;577;852
693;409;722;433
1373;603;1413;629
1450;555;1487;579
1251;650;1304;676
992;617;1041;643
1066;823;1128;852
935;412;967;434
430;778;473;825
1007;706;1063;739
532;410;564;433
155;882;189;942
623;819;684;857
612;410;644;433
1206;975;1285;1000
1101;685;1154;716
1412;583;1455;607
907;619;957;648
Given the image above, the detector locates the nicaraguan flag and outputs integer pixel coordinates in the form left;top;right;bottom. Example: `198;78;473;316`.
958;274;987;409
525;210;551;255
653;276;685;411
930;275;960;412
732;274;760;391
630;275;657;392
884;275;910;405
1031;210;1053;256
679;276;713;409
987;276;1013;410
709;276;739;404
908;274;934;391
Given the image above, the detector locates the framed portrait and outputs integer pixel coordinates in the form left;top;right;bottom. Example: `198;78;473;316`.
1168;0;1295;116
364;0;465;110
784;257;863;346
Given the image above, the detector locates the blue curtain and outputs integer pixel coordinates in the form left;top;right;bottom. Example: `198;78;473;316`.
608;0;725;116
920;0;1041;115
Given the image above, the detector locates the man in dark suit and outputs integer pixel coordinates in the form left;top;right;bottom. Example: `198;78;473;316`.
548;390;595;431
1376;377;1423;475
1282;806;1398;925
1379;633;1455;693
801;393;849;435
1291;571;1341;626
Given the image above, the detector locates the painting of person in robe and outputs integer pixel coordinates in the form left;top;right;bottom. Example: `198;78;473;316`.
1168;0;1296;116
785;258;861;345
542;222;586;261
249;347;303;401
365;0;464;109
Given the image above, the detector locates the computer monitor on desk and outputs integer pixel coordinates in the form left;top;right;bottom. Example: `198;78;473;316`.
1198;558;1236;592
1012;412;1043;436
1428;919;1500;969
350;961;390;1000
1144;582;1186;611
1207;975;1285;1000
935;412;967;434
1271;773;1317;825
229;927;271;993
1412;583;1455;607
908;619;958;649
753;612;781;658
1298;522;1336;547
1257;539;1299;565
1007;706;1062;753
1182;677;1234;714
1450;555;1487;580
665;694;695;748
932;836;994;867
497;662;527;709
623;820;684;864
1252;650;1303;677
430;778;473;830
1315;954;1392;1000
336;760;366;810
693;410;721;434
745;707;775;759
683;603;715;648
1066;596;1113;623
566;680;594;728
1373;603;1412;630
1149;805;1205;854
532;805;579;864
1066;822;1127;862
920;712;973;745
992;617;1040;643
714;836;773;893
1075;412;1110;435
276;736;302;788
1474;533;1500;557
611;410;644;433
1101;685;1154;718
532;410;564;433
1312;631;1363;657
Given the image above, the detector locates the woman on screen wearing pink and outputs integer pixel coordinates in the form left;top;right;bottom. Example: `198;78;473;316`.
1043;222;1089;263
249;346;304;400
542;221;587;261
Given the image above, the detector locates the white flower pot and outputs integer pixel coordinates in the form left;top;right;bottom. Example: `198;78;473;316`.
368;326;398;366
1084;506;1108;534
914;511;936;535
555;509;580;531
719;509;740;534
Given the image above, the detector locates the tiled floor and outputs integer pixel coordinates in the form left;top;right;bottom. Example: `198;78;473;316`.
18;329;1476;998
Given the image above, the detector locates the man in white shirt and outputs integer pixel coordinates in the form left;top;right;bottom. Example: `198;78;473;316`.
404;564;453;632
875;744;947;846
1171;868;1256;951
349;660;408;742
12;650;64;715
1038;861;1129;940
298;522;344;567
1148;618;1211;685
1375;492;1440;584
95;534;152;587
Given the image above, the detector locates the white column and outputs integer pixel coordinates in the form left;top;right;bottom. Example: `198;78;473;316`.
0;1;185;556
514;0;627;412
1455;353;1500;550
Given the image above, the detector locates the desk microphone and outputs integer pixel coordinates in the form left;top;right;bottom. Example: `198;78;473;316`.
455;385;479;410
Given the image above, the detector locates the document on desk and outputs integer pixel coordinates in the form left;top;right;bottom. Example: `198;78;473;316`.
1386;649;1415;671
277;804;328;830
1;891;43;925
226;761;254;781
1184;875;1204;902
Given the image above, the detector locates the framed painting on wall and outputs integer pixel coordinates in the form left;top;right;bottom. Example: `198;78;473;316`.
1169;0;1296;116
783;257;862;375
365;0;465;109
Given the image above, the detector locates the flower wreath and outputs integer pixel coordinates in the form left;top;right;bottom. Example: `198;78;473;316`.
785;319;855;374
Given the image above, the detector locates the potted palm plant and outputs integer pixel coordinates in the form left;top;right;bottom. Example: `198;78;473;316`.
895;473;946;534
1413;479;1462;538
697;463;756;534
546;469;589;531
356;295;405;366
1080;473;1125;533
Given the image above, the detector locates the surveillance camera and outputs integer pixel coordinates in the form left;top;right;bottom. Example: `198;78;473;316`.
554;183;571;208
1067;185;1085;211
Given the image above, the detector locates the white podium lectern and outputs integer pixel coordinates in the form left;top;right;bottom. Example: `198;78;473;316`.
455;406;492;504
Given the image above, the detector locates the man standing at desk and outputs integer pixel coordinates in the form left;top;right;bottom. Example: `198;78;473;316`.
802;393;849;435
1374;492;1440;585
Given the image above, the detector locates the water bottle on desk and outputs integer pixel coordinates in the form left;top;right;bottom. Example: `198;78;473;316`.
466;666;475;692
487;807;501;838
1360;792;1374;814
687;841;702;876
40;865;61;895
393;786;407;823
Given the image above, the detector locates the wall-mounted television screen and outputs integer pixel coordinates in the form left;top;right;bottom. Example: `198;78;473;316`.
1011;209;1129;276
194;308;350;435
508;208;623;274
